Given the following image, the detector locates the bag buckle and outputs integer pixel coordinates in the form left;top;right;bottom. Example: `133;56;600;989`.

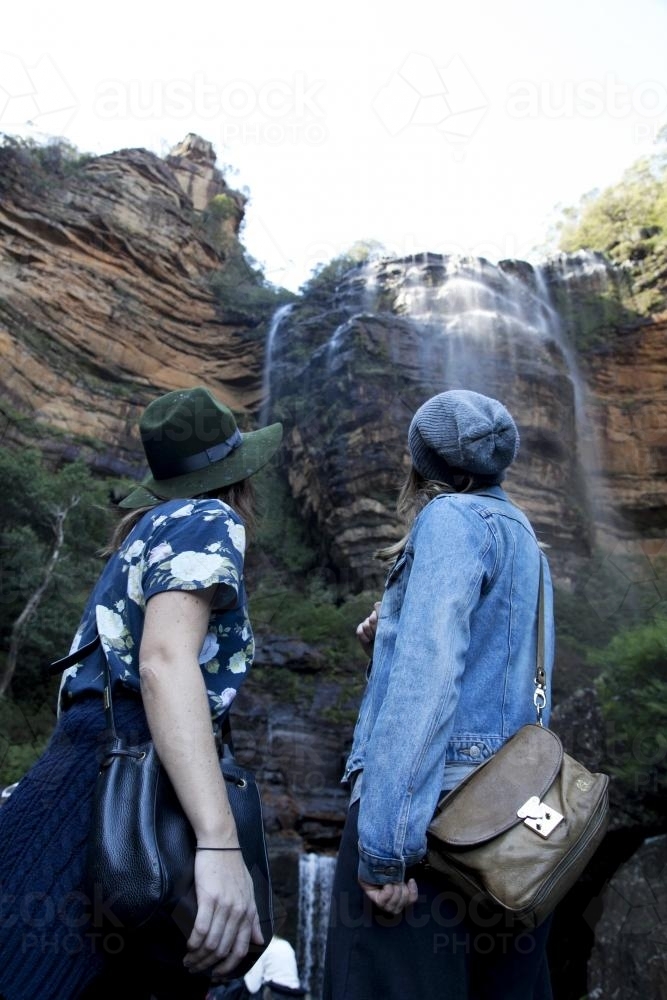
517;796;564;838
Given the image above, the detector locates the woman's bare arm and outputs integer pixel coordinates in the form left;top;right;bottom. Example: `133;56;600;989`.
139;588;262;978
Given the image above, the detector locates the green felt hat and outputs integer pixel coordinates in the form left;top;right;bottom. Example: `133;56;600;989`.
119;387;283;509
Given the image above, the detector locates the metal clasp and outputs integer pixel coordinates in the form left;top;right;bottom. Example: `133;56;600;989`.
533;685;547;726
517;795;564;838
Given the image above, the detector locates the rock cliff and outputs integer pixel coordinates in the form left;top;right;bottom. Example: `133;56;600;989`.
1;135;665;993
0;133;262;480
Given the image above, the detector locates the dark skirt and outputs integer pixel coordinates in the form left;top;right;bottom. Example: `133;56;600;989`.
323;800;553;1000
0;694;210;1000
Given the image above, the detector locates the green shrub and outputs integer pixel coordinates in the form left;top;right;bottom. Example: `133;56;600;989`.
0;134;92;195
254;470;316;574
0;695;54;786
593;618;667;800
0;446;116;700
208;241;295;319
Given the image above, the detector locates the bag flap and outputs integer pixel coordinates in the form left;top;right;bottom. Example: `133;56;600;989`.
428;725;563;847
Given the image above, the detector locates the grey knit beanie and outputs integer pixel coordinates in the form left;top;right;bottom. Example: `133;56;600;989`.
408;389;519;484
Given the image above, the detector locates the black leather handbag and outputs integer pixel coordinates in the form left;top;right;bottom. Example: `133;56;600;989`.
49;637;274;977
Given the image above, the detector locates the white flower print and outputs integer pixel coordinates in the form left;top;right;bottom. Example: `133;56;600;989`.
199;633;220;664
226;520;246;554
170;503;194;518
226;650;247;674
96;604;125;639
170;551;225;584
153;514;167;527
202;502;227;521
209;687;237;714
127;561;144;606
59;631;85;683
123;539;145;562
148;542;173;567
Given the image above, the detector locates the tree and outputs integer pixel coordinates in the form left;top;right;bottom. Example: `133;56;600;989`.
0;447;114;698
557;145;667;261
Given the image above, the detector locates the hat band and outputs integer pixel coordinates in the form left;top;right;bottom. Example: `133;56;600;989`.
151;428;243;480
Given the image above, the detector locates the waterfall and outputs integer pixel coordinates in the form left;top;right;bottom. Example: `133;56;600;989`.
260;248;638;579
533;261;594;461
364;253;566;392
260;302;293;427
297;852;337;1000
536;249;638;544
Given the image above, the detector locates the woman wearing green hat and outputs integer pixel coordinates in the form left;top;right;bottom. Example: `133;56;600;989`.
0;387;283;1000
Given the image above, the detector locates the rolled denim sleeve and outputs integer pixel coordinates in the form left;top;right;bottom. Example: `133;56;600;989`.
356;499;494;884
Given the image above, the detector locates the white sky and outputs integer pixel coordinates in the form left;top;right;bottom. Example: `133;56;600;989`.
3;0;667;291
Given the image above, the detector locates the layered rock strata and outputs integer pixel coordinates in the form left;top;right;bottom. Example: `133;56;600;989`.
0;135;261;478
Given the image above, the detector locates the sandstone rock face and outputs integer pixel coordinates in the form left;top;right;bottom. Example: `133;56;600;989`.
166;132;246;234
0;137;263;478
583;315;667;534
541;250;667;541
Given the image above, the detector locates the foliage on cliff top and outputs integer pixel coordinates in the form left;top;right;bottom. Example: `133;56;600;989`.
556;134;667;265
207;240;296;322
201;195;296;321
0;134;93;195
300;240;387;299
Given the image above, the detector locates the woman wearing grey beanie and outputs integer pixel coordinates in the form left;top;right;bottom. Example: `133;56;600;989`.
324;389;555;1000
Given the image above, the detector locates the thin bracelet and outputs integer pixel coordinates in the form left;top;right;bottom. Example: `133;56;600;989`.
196;846;242;851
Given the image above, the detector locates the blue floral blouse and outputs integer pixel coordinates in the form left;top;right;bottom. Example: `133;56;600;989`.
59;498;253;719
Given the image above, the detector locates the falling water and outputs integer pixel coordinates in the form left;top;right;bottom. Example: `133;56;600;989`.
356;252;608;552
364;253;567;391
260;302;293;427
297;852;337;1000
536;249;638;543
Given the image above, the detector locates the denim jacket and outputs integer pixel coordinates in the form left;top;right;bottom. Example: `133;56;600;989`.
343;485;555;884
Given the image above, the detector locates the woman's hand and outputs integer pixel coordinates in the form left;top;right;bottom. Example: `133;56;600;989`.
359;877;419;915
356;601;381;654
183;849;264;978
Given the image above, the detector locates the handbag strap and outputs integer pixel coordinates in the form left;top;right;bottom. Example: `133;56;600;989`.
46;633;119;734
533;556;548;726
47;632;233;749
46;635;101;675
464;490;549;727
475;492;548;725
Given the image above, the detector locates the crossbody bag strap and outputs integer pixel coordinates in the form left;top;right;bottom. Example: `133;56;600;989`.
47;633;118;736
46;635;101;675
47;631;233;750
453;490;549;726
533;556;548;726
